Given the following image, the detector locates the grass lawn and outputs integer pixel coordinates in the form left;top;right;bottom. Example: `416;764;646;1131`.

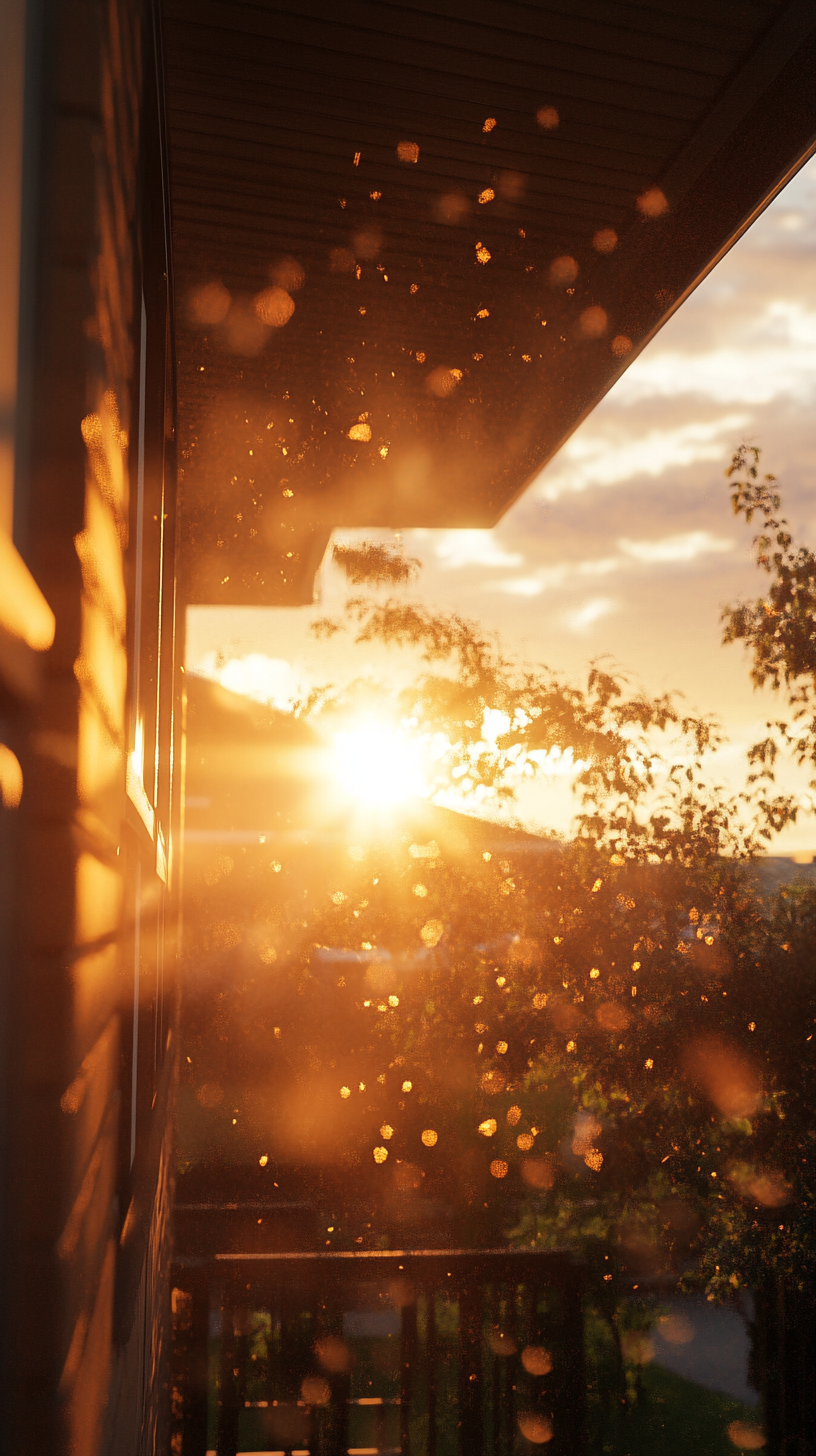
594;1362;763;1456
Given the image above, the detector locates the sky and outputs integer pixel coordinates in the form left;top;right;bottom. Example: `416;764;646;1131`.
187;155;816;854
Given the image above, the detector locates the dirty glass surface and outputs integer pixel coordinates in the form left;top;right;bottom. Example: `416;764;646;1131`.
170;163;816;1456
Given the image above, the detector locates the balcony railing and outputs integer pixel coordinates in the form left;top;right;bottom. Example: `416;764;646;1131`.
171;1246;586;1456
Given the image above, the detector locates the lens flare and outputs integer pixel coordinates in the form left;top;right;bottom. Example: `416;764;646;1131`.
332;722;424;806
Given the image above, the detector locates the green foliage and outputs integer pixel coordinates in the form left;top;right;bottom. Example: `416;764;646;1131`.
723;444;816;819
331;539;420;587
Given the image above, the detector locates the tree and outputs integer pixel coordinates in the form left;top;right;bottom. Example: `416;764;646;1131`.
723;443;816;828
180;454;815;1451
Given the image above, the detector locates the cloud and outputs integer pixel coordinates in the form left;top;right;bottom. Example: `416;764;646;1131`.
619;530;734;564
430;529;524;570
564;597;615;633
488;536;726;598
537;414;750;499
613;304;816;406
490;557;618;598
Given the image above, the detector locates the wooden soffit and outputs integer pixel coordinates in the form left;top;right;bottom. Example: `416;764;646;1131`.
162;0;816;604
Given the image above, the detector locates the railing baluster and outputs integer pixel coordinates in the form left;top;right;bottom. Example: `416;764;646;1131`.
400;1296;417;1454
457;1276;483;1456
215;1286;240;1456
426;1289;437;1456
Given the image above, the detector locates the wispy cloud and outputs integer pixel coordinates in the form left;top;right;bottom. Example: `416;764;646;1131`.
537;415;750;499
564;597;615;633
613;304;816;406
429;529;524;570
488;535;728;598
619;530;733;564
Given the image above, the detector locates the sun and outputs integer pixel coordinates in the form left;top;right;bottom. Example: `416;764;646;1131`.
332;721;425;807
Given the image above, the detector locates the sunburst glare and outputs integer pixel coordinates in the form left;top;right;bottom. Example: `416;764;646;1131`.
332;721;425;807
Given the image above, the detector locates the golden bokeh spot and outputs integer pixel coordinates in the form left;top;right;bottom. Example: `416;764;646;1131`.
475;243;491;264
397;140;420;163
478;1118;497;1137
532;992;547;1009
0;746;23;809
402;1080;413;1093
373;1146;388;1164
579;306;608;338
517;1133;534;1151
315;1335;351;1372
259;1154;268;1166
645;1058;654;1069
388;994;399;1007
611;335;632;358
380;1124;394;1139
536;105;559;130
489;1329;518;1356
659;1313;694;1345
478;188;495;204
421;1129;438;1147
521;1157;555;1189
270;255;305;291
496;1040;508;1055
211;921;242;950
590;968;600;980
596;1002;630;1032
340;1086;351;1098
518;1412;553;1444
420;918;444;947
254;286;295;327
727;1422;766;1449
622;1331;654;1365
435;192;470;225
413;883;428;897
507;1105;521;1126
426;366;460;398
566;1040;576;1052
521;1345;553;1376
490;1159;509;1179
637;186;669;218
188;280;231;325
348;422;372;442
482;117;497;133
353;228;382;260
549;255;578;287
584;1150;604;1171
301;1376;331;1405
592;227;618;253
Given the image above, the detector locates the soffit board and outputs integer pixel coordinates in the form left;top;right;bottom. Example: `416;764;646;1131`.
162;0;816;605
